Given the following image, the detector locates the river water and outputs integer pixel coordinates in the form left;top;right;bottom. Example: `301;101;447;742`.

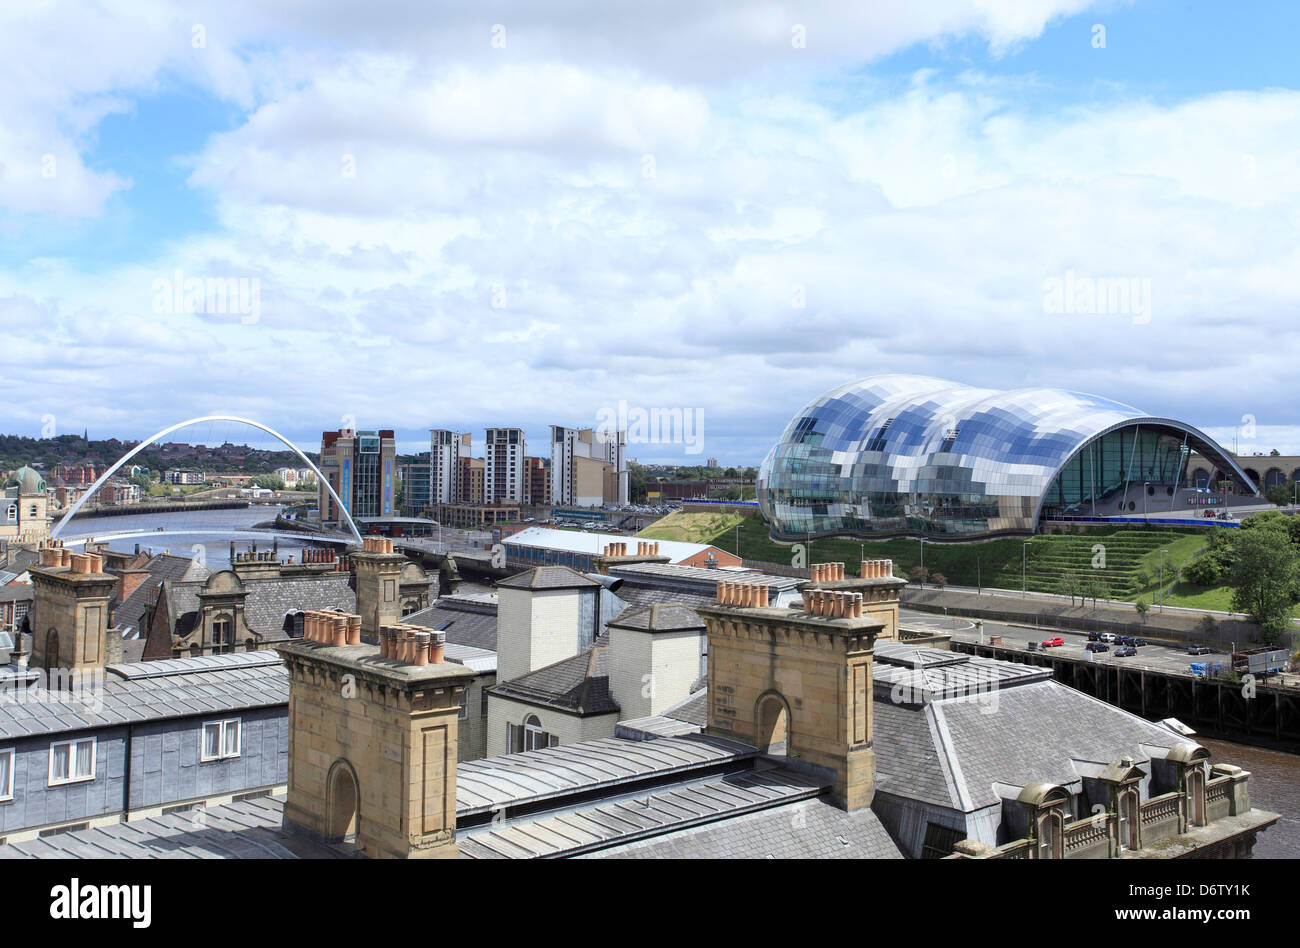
49;506;1300;857
60;504;323;571
1199;737;1300;858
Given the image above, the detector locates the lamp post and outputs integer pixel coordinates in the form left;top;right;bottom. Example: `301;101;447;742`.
1022;541;1029;597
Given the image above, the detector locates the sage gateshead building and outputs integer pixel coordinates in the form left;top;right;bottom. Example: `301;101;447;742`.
757;375;1257;541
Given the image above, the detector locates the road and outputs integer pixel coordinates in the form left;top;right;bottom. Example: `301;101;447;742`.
899;607;1230;677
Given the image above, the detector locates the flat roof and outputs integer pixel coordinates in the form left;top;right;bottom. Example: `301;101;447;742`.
504;527;722;565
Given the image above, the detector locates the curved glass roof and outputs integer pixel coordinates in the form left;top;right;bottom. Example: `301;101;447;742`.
758;375;1255;540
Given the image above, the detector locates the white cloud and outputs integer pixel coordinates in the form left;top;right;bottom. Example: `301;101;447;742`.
5;1;1300;463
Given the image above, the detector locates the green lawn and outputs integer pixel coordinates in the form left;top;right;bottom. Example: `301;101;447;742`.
695;517;1248;610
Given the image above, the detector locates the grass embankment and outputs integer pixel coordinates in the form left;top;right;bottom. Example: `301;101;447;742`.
644;513;1244;608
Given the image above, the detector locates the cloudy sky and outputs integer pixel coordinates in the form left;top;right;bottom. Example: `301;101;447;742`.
2;0;1298;464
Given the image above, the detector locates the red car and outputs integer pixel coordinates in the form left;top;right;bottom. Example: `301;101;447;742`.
1041;636;1065;648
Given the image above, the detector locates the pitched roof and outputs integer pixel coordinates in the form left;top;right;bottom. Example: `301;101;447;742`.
403;597;498;652
490;635;617;715
240;573;356;640
0;651;288;739
587;794;904;860
112;553;209;635
606;602;705;633
496;565;601;591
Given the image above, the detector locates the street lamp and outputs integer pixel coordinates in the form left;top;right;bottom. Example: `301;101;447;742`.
1022;541;1030;597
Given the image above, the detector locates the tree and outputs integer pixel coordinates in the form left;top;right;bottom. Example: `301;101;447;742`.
1056;572;1081;606
1225;520;1300;644
1135;598;1149;623
929;572;947;590
908;566;929;588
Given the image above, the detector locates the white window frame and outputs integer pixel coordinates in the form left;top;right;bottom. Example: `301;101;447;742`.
523;714;548;752
0;747;13;801
48;737;96;786
200;718;242;762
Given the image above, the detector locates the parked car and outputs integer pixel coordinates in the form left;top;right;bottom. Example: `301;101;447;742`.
1188;645;1212;655
1099;632;1118;644
1129;637;1148;648
1041;636;1064;648
1087;631;1101;642
1114;646;1137;657
1026;640;1039;651
1086;642;1110;653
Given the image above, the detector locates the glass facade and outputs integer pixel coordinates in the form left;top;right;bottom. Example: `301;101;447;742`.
758;375;1255;540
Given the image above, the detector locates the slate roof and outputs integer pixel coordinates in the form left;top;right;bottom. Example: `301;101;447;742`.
0;651;289;739
241;573;356;640
112;553;209;635
403;597;498;652
496;565;601;591
606;602;705;633
589;794;904;859
934;679;1198;811
663;688;708;727
613;584;713;611
0;796;346;860
489;634;616;715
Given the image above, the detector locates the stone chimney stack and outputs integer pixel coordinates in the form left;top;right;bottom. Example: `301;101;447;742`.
27;540;116;673
698;574;884;812
351;536;406;641
278;616;475;859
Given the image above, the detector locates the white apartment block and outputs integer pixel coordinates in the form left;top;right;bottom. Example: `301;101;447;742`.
551;426;628;507
430;430;471;505
484;428;526;503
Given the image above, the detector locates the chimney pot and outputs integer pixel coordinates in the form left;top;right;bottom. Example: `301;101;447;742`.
347;614;361;646
430;630;446;664
413;632;430;666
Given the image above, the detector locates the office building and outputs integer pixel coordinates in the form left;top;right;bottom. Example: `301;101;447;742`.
318;427;396;526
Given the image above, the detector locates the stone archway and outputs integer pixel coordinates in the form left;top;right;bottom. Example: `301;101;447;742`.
326;759;360;844
755;691;791;757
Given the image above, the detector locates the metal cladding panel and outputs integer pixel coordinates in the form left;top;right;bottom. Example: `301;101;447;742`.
758;374;1251;540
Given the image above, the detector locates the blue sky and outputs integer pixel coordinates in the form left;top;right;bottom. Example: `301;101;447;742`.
1;1;1298;463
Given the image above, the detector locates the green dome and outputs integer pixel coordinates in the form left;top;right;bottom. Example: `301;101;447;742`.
5;466;47;495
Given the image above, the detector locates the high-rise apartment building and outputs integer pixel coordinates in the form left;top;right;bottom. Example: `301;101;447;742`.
318;427;396;526
429;430;472;505
459;457;485;504
525;456;550;506
484;428;526;503
551;426;628;507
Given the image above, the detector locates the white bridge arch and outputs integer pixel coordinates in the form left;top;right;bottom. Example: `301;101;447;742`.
50;415;363;545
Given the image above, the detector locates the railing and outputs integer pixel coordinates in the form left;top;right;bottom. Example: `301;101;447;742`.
1141;791;1182;826
993;839;1033;859
1064;817;1109;853
1206;776;1231;804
